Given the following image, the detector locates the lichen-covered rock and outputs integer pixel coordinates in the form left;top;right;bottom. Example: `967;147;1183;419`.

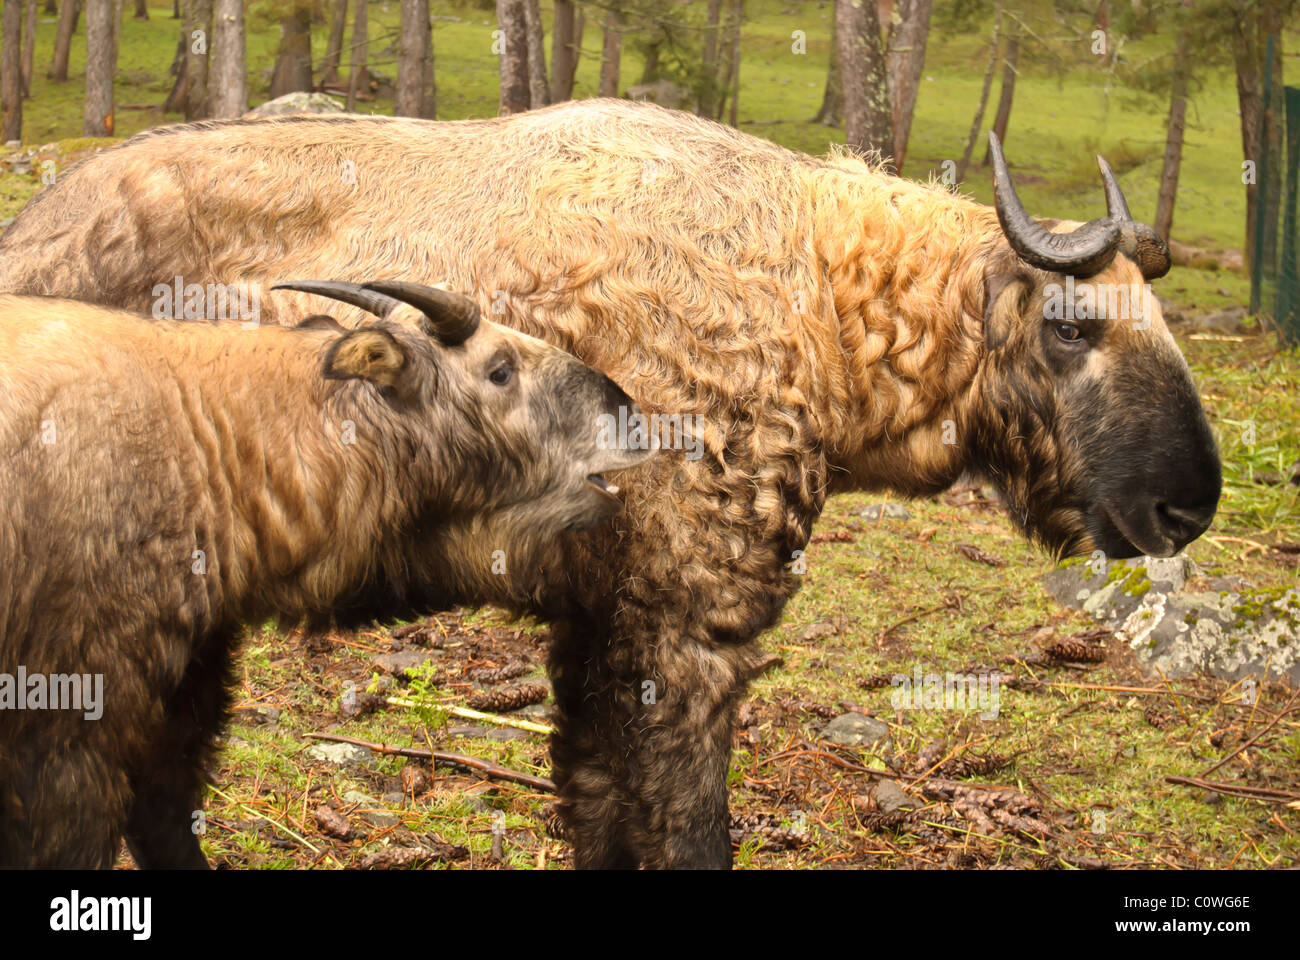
244;92;345;118
1044;556;1298;684
1116;588;1300;684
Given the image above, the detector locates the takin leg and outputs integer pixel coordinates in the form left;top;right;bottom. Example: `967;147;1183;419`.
0;742;131;868
122;630;238;869
549;611;771;869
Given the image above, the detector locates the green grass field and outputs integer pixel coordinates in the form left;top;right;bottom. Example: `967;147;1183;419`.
1;0;1297;869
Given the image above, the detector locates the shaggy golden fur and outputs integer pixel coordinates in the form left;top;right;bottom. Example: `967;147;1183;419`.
0;100;1219;868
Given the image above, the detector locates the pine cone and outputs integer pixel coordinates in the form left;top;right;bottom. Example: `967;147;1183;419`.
466;661;531;684
1045;635;1108;663
937;753;1011;779
857;674;894;689
1144;705;1173;730
466;680;550;713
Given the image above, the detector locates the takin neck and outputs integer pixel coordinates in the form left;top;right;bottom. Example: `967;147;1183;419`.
802;159;1002;495
176;335;431;623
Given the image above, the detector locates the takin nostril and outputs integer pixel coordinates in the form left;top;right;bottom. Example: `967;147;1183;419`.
1155;501;1216;537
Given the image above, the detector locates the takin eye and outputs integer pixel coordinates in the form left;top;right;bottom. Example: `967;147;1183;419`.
489;361;515;386
1054;322;1085;345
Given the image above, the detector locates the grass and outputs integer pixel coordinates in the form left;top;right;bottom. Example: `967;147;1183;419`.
0;1;1296;870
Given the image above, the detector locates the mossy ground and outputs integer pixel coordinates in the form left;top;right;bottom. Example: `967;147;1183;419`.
0;1;1295;869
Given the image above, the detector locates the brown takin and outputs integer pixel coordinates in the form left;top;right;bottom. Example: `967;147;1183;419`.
0;281;651;868
0;100;1221;869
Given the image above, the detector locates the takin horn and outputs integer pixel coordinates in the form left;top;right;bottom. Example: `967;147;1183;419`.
271;280;482;346
987;132;1171;280
363;280;481;346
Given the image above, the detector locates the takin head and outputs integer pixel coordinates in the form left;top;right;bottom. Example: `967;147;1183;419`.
275;280;653;541
968;134;1221;561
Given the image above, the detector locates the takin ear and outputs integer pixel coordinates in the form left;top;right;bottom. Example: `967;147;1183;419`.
982;273;1022;352
323;328;407;389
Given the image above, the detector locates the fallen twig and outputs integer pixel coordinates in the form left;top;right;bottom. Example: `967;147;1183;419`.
303;732;556;792
1165;776;1300;804
385;697;554;734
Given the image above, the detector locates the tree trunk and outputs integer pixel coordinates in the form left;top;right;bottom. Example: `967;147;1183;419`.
886;0;931;172
269;2;313;98
395;0;423;116
837;0;893;169
980;32;1017;166
721;0;742;125
48;0;79;81
133;0;147;18
955;5;1001;184
21;0;36;97
1255;0;1284;282
811;9;839;125
549;0;579;103
1232;11;1262;266
45;0;55;14
185;0;211;119
598;5;620;99
1;0;21;141
496;0;528;114
522;0;546;107
1154;30;1190;241
208;0;246;118
162;30;187;112
321;0;346;85
346;0;367;110
699;0;722;117
419;0;434;118
82;0;115;136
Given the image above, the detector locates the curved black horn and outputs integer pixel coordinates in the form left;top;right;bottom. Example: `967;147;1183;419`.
988;131;1121;277
271;281;402;318
362;281;481;346
1097;155;1132;221
1096;155;1172;280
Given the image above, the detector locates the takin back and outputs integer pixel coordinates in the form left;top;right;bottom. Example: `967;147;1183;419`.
0;99;1222;869
0;282;650;868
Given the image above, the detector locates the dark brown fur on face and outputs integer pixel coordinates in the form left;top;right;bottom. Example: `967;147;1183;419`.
0;290;649;868
0;100;1220;868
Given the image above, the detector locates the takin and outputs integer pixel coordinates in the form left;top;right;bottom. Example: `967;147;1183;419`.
0;281;651;868
0;99;1222;869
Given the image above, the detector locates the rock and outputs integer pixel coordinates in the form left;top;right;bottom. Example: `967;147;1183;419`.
243;92;345;118
870;779;921;815
1046;557;1300;684
821;712;889;747
624;79;691;109
342;790;399;827
1042;555;1198;626
305;741;372;765
1190;306;1248;333
1116;588;1300;685
0;217;13;231
3;140;19;149
447;724;531;741
382;791;406;806
248;705;281;725
372;650;435;679
514;703;554;721
798;621;838;643
860;503;911;522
